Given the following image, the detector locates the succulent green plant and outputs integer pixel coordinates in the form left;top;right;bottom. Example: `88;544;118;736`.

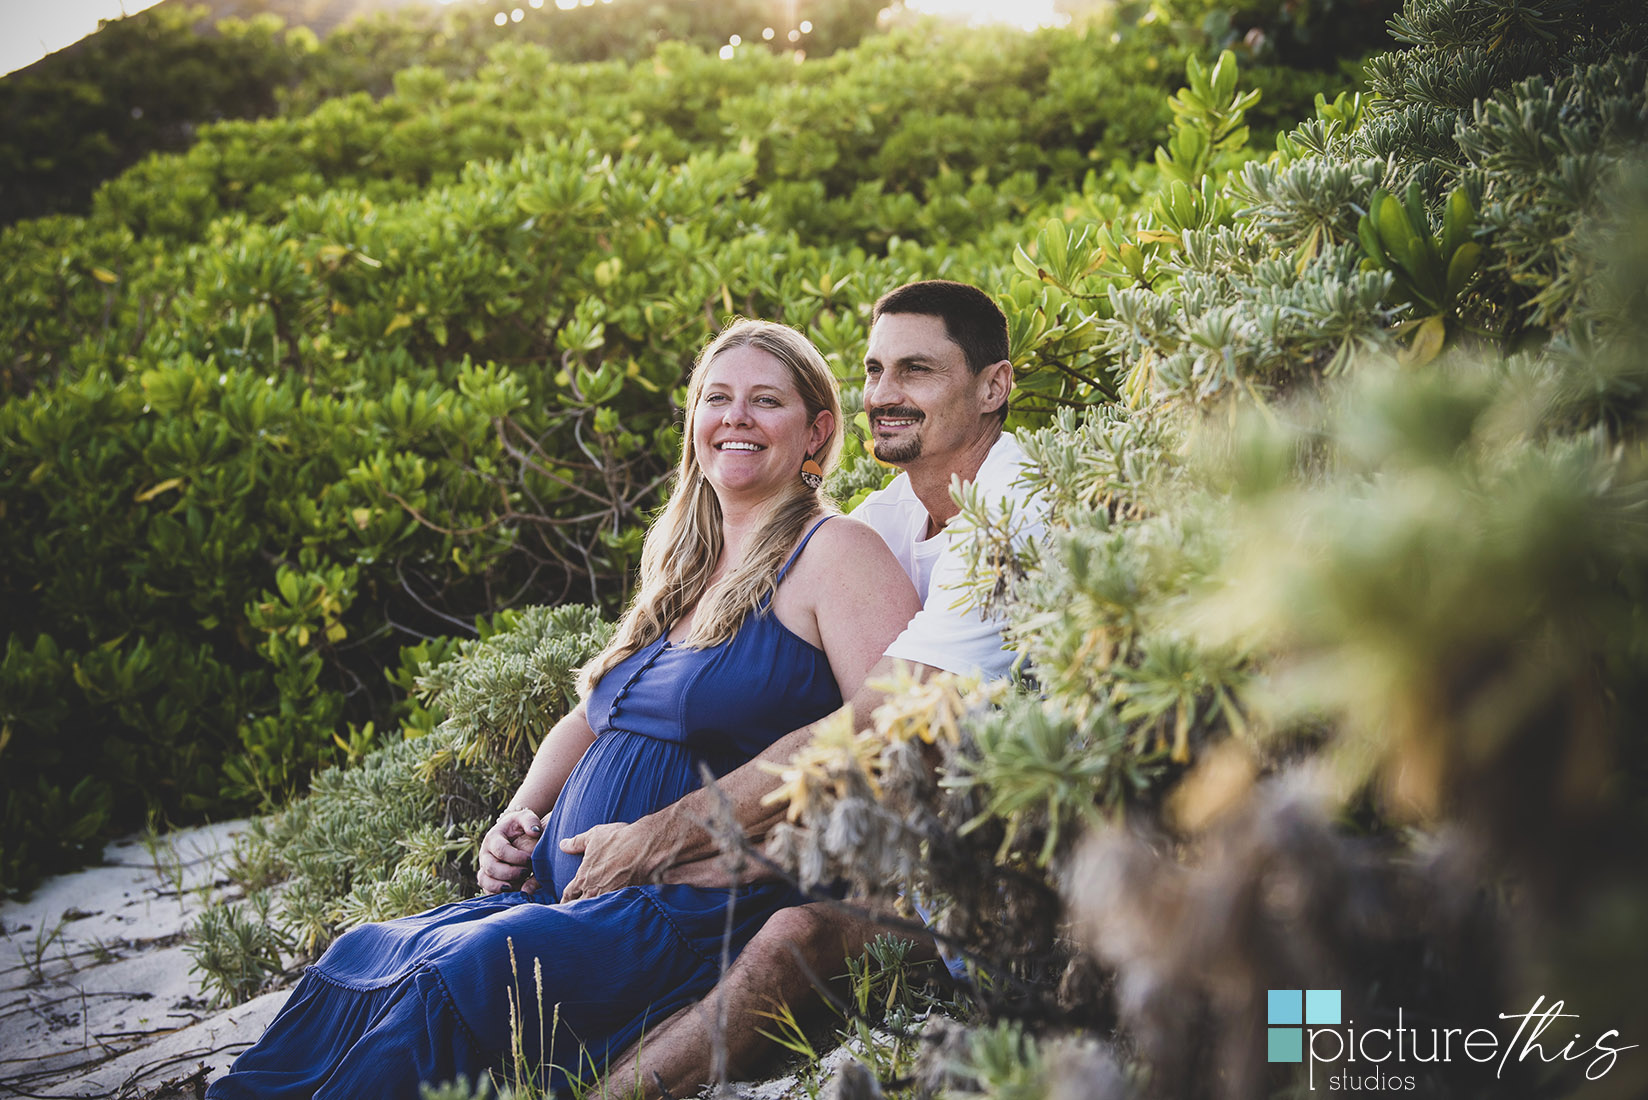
1357;182;1483;362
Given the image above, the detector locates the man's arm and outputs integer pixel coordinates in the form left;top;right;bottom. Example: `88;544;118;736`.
557;654;924;900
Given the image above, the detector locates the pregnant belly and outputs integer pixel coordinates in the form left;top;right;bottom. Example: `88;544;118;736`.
530;730;708;895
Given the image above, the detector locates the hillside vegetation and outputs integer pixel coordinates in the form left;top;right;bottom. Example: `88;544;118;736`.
5;0;1647;1097
0;0;887;226
0;0;1342;895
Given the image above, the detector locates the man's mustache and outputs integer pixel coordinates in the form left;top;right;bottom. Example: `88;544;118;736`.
868;406;924;422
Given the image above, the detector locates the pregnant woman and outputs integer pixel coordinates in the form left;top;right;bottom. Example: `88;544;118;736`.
208;319;921;1098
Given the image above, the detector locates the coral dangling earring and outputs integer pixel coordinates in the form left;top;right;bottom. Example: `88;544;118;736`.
799;455;824;490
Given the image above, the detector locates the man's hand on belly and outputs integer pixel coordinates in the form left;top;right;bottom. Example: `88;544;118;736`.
559;818;787;900
558;818;676;901
560;758;798;902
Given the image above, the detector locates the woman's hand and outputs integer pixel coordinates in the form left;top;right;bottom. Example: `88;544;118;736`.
478;809;543;894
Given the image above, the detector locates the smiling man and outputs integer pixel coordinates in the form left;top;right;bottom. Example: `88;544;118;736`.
480;280;1040;1098
851;280;1026;679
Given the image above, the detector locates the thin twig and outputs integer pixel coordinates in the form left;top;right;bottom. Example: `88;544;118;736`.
381;488;503;538
393;561;480;635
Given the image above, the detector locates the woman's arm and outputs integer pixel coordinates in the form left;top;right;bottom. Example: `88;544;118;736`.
803;518;923;705
478;702;598;894
506;701;599;816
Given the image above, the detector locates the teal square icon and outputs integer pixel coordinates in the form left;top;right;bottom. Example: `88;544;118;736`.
1268;989;1302;1025
1306;989;1341;1026
1268;1027;1303;1062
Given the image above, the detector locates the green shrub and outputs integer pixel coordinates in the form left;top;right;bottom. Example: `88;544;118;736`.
0;0;891;230
171;7;1648;1096
189;603;609;997
187;890;292;1007
0;6;310;226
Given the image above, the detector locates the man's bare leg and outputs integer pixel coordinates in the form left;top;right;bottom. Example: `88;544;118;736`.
595;903;933;1100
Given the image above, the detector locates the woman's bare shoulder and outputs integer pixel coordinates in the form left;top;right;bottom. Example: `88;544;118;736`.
794;514;907;585
773;513;915;646
816;512;882;539
799;515;920;661
810;514;896;556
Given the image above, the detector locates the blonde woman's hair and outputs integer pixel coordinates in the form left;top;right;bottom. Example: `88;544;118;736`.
579;319;844;694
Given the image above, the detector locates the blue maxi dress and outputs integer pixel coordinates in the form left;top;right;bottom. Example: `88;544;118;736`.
208;518;843;1099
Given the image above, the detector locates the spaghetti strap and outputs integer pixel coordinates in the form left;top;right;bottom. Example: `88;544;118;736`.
775;515;834;585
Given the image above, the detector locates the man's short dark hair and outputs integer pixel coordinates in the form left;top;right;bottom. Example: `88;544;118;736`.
872;279;1012;423
871;279;1010;376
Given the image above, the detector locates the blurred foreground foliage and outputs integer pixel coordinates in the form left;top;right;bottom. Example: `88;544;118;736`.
762;2;1648;1098
11;0;1648;1097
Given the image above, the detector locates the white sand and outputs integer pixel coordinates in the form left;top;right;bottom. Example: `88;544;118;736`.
0;820;288;1097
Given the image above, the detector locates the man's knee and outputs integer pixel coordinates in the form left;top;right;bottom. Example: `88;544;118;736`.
742;904;901;990
755;905;839;949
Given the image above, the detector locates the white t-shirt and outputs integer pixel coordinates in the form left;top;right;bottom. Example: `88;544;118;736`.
851;433;1041;679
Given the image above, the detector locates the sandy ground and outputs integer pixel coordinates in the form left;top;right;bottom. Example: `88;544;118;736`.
0;820;287;1098
0;822;856;1099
